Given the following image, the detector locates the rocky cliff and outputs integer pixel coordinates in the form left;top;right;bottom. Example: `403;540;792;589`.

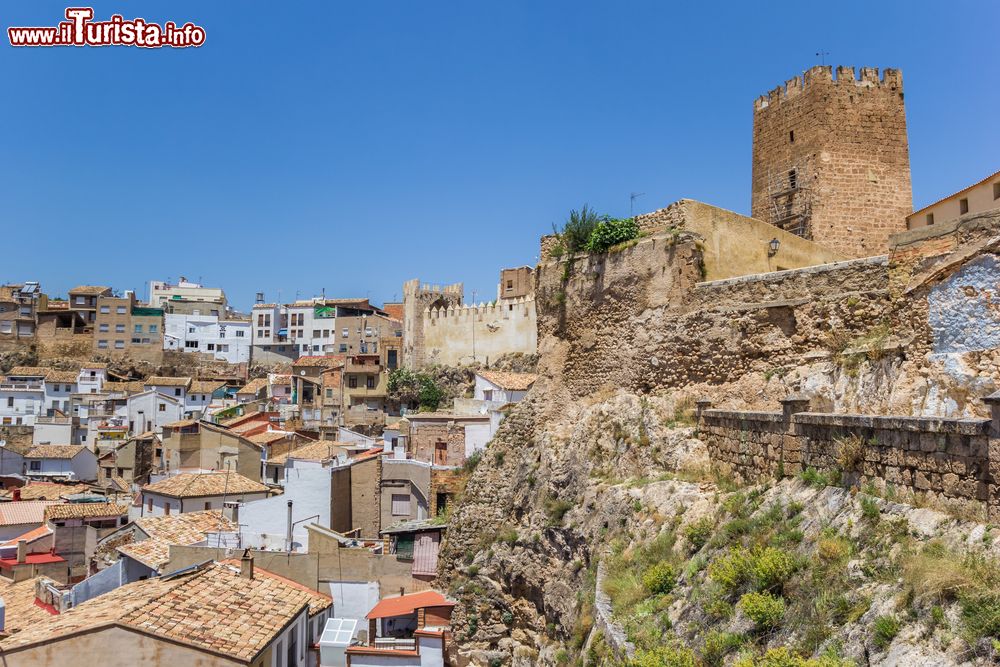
439;210;1000;666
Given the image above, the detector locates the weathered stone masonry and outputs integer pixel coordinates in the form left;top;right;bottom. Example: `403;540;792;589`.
697;394;1000;518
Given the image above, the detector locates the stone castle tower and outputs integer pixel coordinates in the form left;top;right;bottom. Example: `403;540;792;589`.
751;65;913;258
401;279;463;368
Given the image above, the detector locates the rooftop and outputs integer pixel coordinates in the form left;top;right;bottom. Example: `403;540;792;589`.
24;445;87;460
268;440;346;466
366;590;454;620
189;379;226;394
0;501;59;527
246;430;295;445
144;376;192;388
44;502;128;521
0;578;59;633
118;510;237;570
477;370;538;391
235;377;268;395
0;482;90;501
68;285;111;296
142;471;269;498
292;355;345;368
0;562;325;661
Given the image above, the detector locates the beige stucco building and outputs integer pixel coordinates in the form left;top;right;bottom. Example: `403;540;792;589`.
906;168;1000;229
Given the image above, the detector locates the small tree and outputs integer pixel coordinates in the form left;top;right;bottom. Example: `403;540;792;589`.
557;204;603;253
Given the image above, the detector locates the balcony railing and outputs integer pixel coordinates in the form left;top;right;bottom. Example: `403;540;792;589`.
372;637;417;652
0;382;44;391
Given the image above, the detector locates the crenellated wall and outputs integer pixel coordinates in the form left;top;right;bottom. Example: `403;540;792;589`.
421;296;537;366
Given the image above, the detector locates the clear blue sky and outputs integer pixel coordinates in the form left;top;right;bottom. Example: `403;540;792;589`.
3;1;998;311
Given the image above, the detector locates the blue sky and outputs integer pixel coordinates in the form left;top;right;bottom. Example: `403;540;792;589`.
2;1;998;311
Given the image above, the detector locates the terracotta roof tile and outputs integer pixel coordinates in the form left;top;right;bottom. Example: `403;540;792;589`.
118;510;236;570
44;370;80;384
0;501;61;527
25;445;87;460
0;577;60;633
292;355;344;368
145;376;192;388
268;440;347;466
236;378;267;395
142;472;268;498
189;380;225;394
246;430;293;445
68;285;111;295
477;370;538;391
0;525;52;547
5;366;49;377
0;482;89;501
44;503;127;521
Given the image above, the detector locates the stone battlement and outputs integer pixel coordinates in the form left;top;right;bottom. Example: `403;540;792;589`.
425;296;535;320
402;278;464;297
754;65;903;112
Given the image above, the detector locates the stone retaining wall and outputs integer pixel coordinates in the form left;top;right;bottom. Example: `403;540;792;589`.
697;395;1000;517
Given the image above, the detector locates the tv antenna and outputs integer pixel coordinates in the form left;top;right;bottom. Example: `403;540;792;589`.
629;192;645;218
816;50;830;66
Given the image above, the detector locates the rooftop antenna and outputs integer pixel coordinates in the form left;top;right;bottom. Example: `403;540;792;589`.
630;192;645;218
816;50;830;66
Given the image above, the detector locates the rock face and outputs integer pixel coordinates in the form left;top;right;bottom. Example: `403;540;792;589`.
439;211;1000;665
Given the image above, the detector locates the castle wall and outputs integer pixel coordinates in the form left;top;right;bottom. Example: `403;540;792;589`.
751;66;912;258
420;298;537;367
697;398;996;519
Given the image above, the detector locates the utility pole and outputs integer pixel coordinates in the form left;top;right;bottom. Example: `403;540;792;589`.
471;289;477;364
816;50;830;66
630;192;645;218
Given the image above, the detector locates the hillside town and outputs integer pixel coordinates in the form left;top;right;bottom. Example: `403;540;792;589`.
2;57;1000;667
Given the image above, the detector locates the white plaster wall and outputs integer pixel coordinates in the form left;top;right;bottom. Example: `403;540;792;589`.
127;392;183;435
240;464;331;551
464;422;492;459
0;389;43;425
328;580;379;626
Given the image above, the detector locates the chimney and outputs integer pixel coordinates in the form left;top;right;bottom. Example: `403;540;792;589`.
399;587;405;597
16;540;26;565
240;548;254;579
286;500;293;551
11;488;20;502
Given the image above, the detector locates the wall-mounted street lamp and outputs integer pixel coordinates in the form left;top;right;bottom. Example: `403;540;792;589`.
768;238;781;257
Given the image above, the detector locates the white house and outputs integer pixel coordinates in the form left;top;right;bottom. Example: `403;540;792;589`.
24;445;99;482
127;390;183;436
239;464;331;551
0;366;46;426
340;590;455;667
42;370;79;415
473;371;537;404
163;313;251;364
140;471;269;517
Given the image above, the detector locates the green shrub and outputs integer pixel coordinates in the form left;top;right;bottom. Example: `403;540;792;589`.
587;216;640;253
734;647;854;667
684;517;713;551
739;591;785;629
631;643;698;667
752;546;797;591
557;205;602;253
708;547;755;596
799;467;828;487
860;496;880;522
496;527;518;544
872;615;900;648
642;562;678;595
701;630;745;666
545;497;574;526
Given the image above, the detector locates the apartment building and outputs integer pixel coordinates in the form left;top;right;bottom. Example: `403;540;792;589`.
163;312;251;363
67;285;112;327
147;277;228;315
93;293;164;363
0;282;45;338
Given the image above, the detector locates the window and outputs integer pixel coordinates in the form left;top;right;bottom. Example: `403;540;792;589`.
366;376;375;389
116;306;126;314
99;305;110;314
235;330;245;338
788;169;797;190
507;280;513;289
115;324;125;333
114;340;125;349
188;327;196;334
185;341;199;348
98;323;109;332
29;460;41;471
134;324;142;333
348;377;357;389
339;344;347;353
131;337;141;344
142;338;150;344
325;388;333;398
926;213;935;225
789;130;795;143
76;296;86;304
960;198;969;215
322;330;329;337
994;183;1000;200
158;403;166;411
483;389;493;401
391;494;411;516
207;343;215;351
164;502;170;516
205;501;211;511
147;497;153;512
342;328;348;338
149;324;158;333
174;388;182;396
6;397;12;407
434;441;448;465
312;329;320;338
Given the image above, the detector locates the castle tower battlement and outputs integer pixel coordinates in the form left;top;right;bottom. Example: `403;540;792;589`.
751;65;912;258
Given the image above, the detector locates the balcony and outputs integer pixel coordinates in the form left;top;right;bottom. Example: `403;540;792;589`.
0;382;44;391
36;416;74;425
372;637;417;651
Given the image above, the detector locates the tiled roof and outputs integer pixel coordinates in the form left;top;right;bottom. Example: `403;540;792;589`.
6;366;49;377
292;355;344;368
189;380;225;394
0;563;323;659
44;503;127;521
0;525;52;547
118;510;237;570
142;472;268;498
110;476;131;493
0;501;60;527
25;445;87;460
0;482;89;501
246;430;293;445
104;380;144;394
366;591;454;619
81;362;108;369
145;376;192;388
269;440;346;466
0;578;59;633
236;377;267;395
164;419;198;428
270;374;291;386
44;370;79;384
219;560;332;615
68;285;110;295
477;370;538;391
252;303;277;309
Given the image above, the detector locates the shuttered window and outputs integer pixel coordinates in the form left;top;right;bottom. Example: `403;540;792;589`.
391;494;411;516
